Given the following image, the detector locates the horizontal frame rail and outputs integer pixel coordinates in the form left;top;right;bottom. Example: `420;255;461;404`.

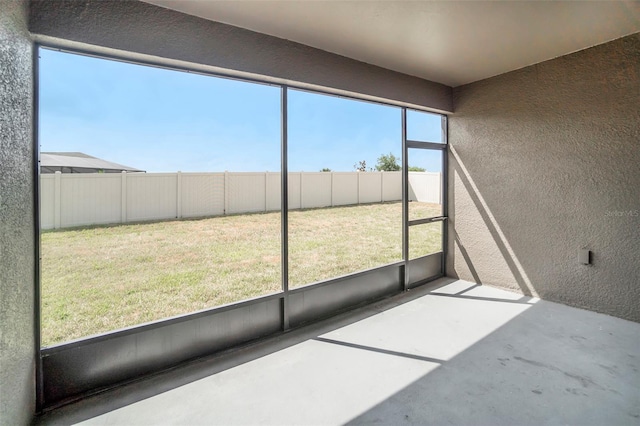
406;140;447;150
408;216;448;226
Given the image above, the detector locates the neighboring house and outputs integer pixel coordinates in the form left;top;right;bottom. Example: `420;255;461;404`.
40;152;145;174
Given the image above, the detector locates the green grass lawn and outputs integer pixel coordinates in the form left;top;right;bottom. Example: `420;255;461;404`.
41;201;442;346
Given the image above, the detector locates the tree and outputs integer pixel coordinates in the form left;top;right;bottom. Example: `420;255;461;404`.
408;166;426;172
320;168;332;172
354;160;367;172
375;153;401;171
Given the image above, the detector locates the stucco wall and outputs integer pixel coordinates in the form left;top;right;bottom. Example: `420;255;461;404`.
29;0;451;113
0;0;35;423
448;34;640;322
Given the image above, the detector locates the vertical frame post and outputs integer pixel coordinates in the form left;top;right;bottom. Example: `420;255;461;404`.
33;43;44;413
441;115;449;276
281;86;290;330
402;108;409;291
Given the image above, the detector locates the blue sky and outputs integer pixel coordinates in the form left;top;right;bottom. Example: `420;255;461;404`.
39;48;443;173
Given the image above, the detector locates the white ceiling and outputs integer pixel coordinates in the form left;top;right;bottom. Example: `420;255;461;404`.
143;0;640;87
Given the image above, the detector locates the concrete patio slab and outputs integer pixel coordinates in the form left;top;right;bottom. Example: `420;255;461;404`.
37;279;640;425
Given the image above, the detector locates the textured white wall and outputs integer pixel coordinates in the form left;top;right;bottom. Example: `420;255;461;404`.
29;0;452;113
0;0;34;423
448;33;640;322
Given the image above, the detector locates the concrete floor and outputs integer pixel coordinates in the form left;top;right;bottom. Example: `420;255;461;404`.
38;278;640;425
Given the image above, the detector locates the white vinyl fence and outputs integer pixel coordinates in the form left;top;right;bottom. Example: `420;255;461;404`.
40;171;441;230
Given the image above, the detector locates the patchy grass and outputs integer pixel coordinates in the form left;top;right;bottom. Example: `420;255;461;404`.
41;201;441;346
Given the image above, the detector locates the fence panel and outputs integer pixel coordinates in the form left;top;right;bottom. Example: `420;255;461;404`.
40;175;55;230
408;172;441;204
226;173;266;214
287;173;301;210
265;172;281;212
181;173;225;218
359;172;383;204
382;172;402;201
301;173;332;209
382;172;402;202
40;171;434;229
60;174;122;228
127;173;177;222
331;173;358;206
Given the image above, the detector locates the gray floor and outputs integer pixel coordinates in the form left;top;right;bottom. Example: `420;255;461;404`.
38;279;640;425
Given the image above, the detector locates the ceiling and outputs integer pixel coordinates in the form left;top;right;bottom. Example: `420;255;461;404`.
143;1;640;87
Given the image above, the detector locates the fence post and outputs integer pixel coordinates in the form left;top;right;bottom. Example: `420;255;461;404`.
54;171;61;229
121;171;127;224
176;171;182;219
224;171;229;215
330;172;334;207
379;172;383;203
357;171;360;204
264;172;268;212
300;173;304;209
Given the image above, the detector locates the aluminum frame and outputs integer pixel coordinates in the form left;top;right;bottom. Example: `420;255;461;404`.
402;109;409;290
34;44;449;410
404;108;448;287
442;115;449;276
281;86;290;330
33;44;45;412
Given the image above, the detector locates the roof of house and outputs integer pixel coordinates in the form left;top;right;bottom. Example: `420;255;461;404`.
40;152;144;172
